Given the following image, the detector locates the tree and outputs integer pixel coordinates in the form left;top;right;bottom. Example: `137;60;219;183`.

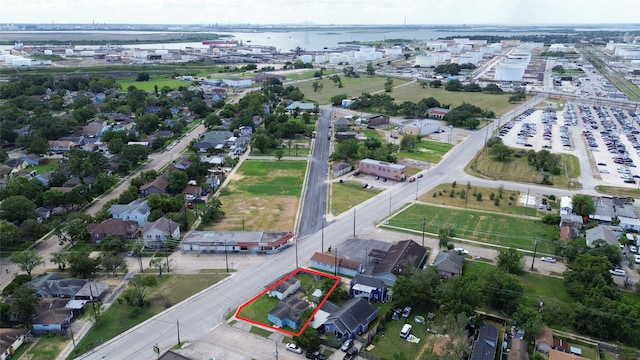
135;113;160;135
136;72;150;81
489;143;514;162
551;65;565;74
57;217;90;246
122;275;152;309
437;275;483;316
400;135;418;151
294;325;321;352
0;195;36;224
100;254;126;273
430;80;442;88
200;198;225;225
275;149;284;160
99;235;125;253
0;220;19;247
444;80;463;91
483;268;524;315
26;136;49;155
366;62;376;76
439;226;456;248
67;251;100;278
391;266;440;308
497;248;524;274
512;305;544;344
311;81;324;94
9;250;44;276
167;171;189;193
10;284;40;328
51;251;69;271
572;194;595;218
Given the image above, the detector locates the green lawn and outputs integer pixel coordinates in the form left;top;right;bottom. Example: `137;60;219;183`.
297;75;411;104
69;273;227;358
230;160;307;196
239;294;280;325
117;77;191;92
391;83;522;116
250;326;274;337
397;140;453;163
384;203;557;254
21;335;67;360
330;181;383;215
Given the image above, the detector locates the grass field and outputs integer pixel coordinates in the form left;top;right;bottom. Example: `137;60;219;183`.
23;335;67;360
209;160;307;231
397;139;453;164
118;77;191;92
384;203;557;254
420;183;555;217
330;181;383;215
69;273;227;358
296;75;411;104
390;82;522;116
594;185;640;198
468;149;582;189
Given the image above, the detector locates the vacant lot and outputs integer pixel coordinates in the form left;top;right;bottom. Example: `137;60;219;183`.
469;149;581;189
391;82;522;115
397;140;453;164
384;203;557;253
297;75;411;104
331;181;383;215
210;160;307;231
118;77;191;92
421;183;554;217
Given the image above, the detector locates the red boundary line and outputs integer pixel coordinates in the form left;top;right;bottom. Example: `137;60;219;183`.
236;267;342;337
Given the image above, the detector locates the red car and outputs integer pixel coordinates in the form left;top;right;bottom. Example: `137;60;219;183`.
185;202;194;209
408;177;416;183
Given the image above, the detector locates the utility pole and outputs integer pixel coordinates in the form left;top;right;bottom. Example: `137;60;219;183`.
415;177;419;200
295;237;299;268
177;319;181;345
531;238;540;271
224;239;229;273
353;208;356;238
389;193;392;216
321;220;324;253
524;188;530;217
334;247;338;276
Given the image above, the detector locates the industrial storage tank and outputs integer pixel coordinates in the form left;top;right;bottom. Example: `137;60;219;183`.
385;46;402;56
300;54;313;63
328;55;341;64
415;55;436;67
155;49;169;56
79;50;95;57
314;55;326;63
133;50;148;59
65;49;74;55
494;63;526;81
44;50;53;55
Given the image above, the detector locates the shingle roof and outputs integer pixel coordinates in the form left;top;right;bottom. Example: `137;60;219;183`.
142;216;179;236
433;252;464;275
470;324;499;360
310;252;361;271
325;297;377;334
372;240;426;276
109;198;150;217
139;177;169;191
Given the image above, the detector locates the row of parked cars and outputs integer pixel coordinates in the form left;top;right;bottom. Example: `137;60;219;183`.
285;338;358;360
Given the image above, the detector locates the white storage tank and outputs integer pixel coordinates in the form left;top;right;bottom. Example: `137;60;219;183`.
374;52;383;60
65;49;74;55
133;50;148;59
43;49;53;55
155;49;169;56
300;54;312;63
314;55;326;63
385;46;402;56
79;50;95;57
359;46;375;54
329;55;341;64
415;54;436;67
12;58;32;66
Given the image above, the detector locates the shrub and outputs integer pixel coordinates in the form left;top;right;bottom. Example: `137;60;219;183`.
476;192;483;201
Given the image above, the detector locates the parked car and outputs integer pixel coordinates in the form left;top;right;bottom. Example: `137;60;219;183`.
609;269;626;277
408;177;416;183
391;310;400;320
541;257;556;263
417;173;423;178
361;183;368;189
630;245;638;253
343;347;358;360
401;306;412;318
341;339;353;352
184;202;195;209
453;248;469;255
635;254;640;264
286;343;303;354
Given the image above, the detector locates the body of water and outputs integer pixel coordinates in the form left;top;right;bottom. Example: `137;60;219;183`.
1;28;571;52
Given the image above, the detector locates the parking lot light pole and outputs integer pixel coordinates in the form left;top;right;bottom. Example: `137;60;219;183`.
448;125;453;144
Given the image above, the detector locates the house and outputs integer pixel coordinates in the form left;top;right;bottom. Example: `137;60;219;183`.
139;177;169;196
535;327;554;353
560;196;573;215
432;251;464;279
349;274;387;302
29;273;87;299
182;185;202;201
559;213;582;241
369;240;427;286
142;217;180;248
285;101;316;113
362;114;389;127
32;298;73;335
585;226;619;248
88;218;140;244
0;328;31;360
158;350;193;360
334;117;351;131
358;158;407;181
181;231;294;254
267;293;309;330
267;276;300;300
470;324;499;360
109;198;151;226
81;120;105;138
310;252;362;277
336;132;357;143
508;338;530;360
48;140;76;153
35;207;51;223
333;162;352;177
427;107;450;119
21;154;46;166
321;297;378;340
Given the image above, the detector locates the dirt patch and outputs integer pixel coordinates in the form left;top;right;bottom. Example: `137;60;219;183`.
205;195;298;232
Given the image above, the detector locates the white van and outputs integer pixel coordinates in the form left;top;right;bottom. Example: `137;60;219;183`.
400;324;412;338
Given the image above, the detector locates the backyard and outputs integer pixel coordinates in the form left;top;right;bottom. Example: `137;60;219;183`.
208;160;307;231
383;203;557;254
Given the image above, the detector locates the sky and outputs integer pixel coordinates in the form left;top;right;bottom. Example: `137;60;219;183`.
1;0;639;25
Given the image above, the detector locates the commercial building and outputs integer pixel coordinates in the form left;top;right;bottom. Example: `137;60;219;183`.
358;159;407;181
181;231;294;254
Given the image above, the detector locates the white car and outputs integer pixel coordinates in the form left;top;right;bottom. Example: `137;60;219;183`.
630;245;638;253
453;248;469;255
609;269;626;277
286;343;303;354
635;255;640;264
540;257;556;263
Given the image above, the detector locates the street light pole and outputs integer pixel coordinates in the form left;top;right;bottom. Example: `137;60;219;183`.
449;125;453;144
422;217;425;247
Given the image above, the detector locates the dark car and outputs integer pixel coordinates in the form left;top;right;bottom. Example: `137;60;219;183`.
343;347;358;360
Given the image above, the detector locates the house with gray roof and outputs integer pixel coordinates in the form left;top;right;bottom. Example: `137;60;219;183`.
470;324;499;360
370;240;427;286
267;293;309;330
109;198;151;226
321;298;378;340
432;251;464;279
349;274;387;302
585;226;619;248
142;216;180;248
267;276;300;300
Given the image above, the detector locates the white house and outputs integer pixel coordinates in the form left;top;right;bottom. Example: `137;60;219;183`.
222;78;253;88
560;196;573;215
109;199;151;226
142;216;180;248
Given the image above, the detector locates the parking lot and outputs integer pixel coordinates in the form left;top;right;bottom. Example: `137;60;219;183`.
498;102;640;188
